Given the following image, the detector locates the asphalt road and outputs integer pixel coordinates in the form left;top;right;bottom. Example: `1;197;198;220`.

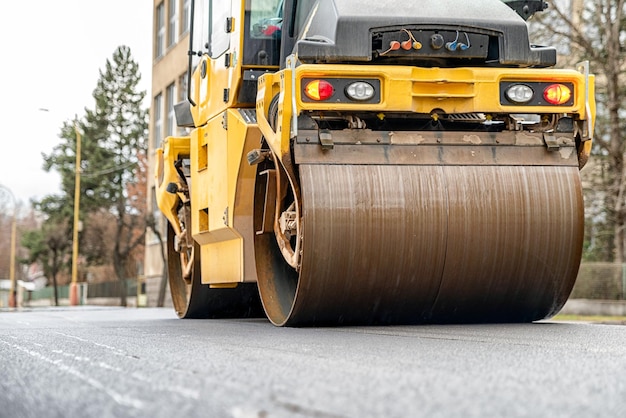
0;307;625;418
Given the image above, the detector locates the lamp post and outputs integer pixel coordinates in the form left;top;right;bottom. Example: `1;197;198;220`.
40;109;82;306
0;184;18;308
69;122;81;306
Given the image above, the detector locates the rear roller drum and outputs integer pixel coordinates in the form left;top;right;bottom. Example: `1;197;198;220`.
167;219;263;319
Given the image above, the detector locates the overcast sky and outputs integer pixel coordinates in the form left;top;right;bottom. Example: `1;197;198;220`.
0;0;152;208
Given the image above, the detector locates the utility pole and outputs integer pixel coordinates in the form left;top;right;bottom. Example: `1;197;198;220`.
69;122;82;306
0;184;18;308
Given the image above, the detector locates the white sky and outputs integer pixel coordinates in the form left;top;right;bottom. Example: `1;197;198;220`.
0;0;153;207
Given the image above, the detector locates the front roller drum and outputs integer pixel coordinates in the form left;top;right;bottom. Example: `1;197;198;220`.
255;164;583;326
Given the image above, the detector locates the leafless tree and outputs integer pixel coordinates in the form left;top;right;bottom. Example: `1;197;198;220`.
534;0;626;262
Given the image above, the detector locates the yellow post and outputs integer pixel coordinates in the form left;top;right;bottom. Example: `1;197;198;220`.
137;274;147;307
8;212;17;308
0;184;17;308
69;123;81;306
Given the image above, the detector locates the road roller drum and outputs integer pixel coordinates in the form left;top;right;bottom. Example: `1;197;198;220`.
254;142;584;325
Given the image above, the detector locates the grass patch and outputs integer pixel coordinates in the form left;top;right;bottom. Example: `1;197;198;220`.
551;314;626;323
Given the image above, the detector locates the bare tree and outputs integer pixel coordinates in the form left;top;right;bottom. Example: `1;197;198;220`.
534;0;626;262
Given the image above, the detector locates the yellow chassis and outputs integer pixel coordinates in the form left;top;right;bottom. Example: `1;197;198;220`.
156;61;595;287
257;61;595;166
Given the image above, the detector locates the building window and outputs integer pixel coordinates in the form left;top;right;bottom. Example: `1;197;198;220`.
166;83;177;137
168;0;178;48
156;2;165;58
178;73;188;102
153;93;163;148
177;73;188;135
182;0;191;35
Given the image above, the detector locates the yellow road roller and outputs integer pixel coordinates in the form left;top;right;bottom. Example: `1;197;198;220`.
155;0;595;326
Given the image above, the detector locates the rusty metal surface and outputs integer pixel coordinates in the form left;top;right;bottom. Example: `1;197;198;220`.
258;164;583;326
294;143;579;166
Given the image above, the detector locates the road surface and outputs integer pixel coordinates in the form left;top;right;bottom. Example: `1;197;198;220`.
1;307;625;417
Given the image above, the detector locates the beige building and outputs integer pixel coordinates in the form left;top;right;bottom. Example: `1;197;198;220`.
144;0;191;305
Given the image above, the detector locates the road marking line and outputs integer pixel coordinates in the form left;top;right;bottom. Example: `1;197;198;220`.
0;338;145;409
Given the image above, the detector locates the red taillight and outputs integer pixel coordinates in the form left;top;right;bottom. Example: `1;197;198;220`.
543;84;572;105
304;80;334;101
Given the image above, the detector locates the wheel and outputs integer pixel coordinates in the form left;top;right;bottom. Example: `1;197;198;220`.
166;207;264;319
254;157;301;325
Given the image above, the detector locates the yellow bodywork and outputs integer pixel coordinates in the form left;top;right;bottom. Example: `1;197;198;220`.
157;61;595;287
155;111;261;287
154;136;190;238
155;0;595;290
154;0;267;275
190;109;261;285
154;0;267;287
257;63;595;166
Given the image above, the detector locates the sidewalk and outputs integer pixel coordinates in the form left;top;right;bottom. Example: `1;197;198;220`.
559;298;626;317
5;297;626;319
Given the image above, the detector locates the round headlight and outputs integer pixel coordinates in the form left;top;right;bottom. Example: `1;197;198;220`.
505;84;534;104
345;81;375;101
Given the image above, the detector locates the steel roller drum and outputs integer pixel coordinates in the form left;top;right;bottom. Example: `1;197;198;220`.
257;164;584;326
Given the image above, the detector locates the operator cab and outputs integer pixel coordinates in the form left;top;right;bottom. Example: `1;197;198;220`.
179;0;286;116
186;0;315;71
187;0;285;67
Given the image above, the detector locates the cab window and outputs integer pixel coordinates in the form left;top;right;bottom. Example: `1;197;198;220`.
190;0;209;70
243;0;283;66
250;0;283;38
210;0;231;58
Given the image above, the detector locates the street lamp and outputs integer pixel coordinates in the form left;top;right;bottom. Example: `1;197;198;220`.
69;121;82;306
41;109;82;306
0;184;18;308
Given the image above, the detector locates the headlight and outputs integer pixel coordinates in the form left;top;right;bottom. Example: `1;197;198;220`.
345;81;375;101
505;84;534;104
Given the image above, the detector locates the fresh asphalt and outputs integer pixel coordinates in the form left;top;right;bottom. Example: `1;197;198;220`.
1;307;625;418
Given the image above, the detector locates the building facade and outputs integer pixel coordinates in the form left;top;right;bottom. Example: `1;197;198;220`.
145;0;191;306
